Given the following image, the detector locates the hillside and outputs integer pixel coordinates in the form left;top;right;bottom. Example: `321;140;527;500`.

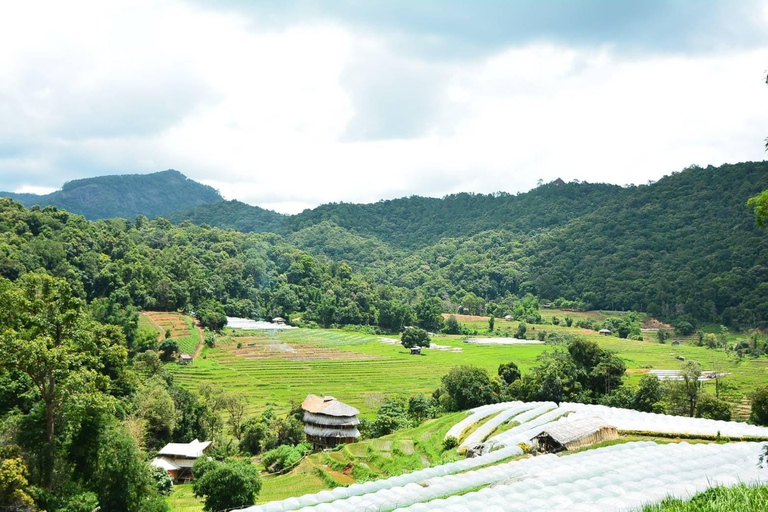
166;199;286;233
0;169;223;220
169;180;624;248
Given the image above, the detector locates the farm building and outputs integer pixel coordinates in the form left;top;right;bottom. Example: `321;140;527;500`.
410;347;422;355
272;316;286;325
178;353;193;364
302;394;361;449
598;329;611;336
534;416;618;453
151;439;212;481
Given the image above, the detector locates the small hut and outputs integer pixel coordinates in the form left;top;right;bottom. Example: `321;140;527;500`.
178;353;193;365
272;317;286;325
302;394;360;449
598;329;611;336
410;347;422;355
534;416;618;453
151;439;212;481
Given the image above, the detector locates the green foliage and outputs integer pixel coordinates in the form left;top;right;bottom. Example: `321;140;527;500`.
192;459;262;511
158;339;179;361
442;436;459;451
261;443;312;473
203;329;215;348
641;483;768;511
415;297;445;332
695;393;732;421
437;366;499;411
515;323;527;339
747;189;768;229
443;315;462;335
400;327;431;349
498;361;521;385
749;387;768;426
371;396;412;437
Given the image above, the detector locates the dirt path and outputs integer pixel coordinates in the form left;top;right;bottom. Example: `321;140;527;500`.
193;324;205;359
141;312;165;341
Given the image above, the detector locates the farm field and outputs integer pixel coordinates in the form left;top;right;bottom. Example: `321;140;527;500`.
160;315;767;419
141;311;202;355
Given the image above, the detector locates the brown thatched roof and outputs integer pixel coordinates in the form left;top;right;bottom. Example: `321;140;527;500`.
302;394;359;417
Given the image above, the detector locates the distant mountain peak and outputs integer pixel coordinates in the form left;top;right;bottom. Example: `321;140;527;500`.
1;170;222;220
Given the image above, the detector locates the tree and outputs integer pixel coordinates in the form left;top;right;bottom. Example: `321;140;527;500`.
633;374;664;413
750;387;768;426
443;315;461;335
401;328;431;349
0;274;102;488
415;297;445;332
193;459;262;512
158;339;179;361
488;315;495;332
667;360;702;417
222;394;247;440
515;322;527;339
498;361;521;385
565;316;573;327
0;446;35;511
439;366;499;411
695;393;731;421
748;72;768;228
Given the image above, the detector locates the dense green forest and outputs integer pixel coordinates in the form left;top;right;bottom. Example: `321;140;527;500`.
0;170;222;220
3;161;767;329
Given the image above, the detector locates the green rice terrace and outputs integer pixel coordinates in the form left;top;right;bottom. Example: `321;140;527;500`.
146;312;768;511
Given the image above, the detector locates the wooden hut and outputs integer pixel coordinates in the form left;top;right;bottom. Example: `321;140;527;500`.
534;416;618;453
178;353;193;364
302;394;360;449
151;439;212;481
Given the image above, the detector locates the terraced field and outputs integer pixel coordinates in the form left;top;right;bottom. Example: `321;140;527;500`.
165;322;766;419
141;311;201;354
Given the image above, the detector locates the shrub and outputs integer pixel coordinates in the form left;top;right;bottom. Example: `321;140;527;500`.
443;436;459;451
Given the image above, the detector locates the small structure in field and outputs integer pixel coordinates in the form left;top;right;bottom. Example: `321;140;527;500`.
504;315;513;321
302;394;360;449
598;329;612;336
272;317;286;325
410;347;422;355
178;353;193;364
151;439;212;481
534;416;618;453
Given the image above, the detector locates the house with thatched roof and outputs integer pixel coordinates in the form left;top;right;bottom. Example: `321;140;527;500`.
151;439;212;481
533;416;618;453
302;394;360;449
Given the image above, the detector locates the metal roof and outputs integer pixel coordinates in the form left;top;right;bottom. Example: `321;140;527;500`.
157;439;212;458
151;457;180;471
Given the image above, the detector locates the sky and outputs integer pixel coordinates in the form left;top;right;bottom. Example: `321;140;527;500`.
1;1;767;213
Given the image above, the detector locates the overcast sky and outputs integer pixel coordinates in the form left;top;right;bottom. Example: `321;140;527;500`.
1;1;767;213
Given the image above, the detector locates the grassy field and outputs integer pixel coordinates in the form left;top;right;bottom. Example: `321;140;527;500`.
162;315;766;419
641;483;768;511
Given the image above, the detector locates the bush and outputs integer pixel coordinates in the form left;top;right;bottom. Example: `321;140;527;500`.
262;443;312;473
438;365;499;411
443;436;459;451
695;394;732;421
749;387;768;426
193;459;262;511
515;323;527;340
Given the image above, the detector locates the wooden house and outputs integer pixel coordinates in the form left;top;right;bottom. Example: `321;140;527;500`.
151;439;212;481
178;353;193;364
598;329;612;336
534;416;618;453
302;394;360;449
410;347;422;355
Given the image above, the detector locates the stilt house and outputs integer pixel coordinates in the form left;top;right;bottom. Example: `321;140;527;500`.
151;439;212;481
302;394;360;449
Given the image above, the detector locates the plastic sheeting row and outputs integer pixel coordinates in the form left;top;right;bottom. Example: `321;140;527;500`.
444;401;530;440
561;402;768;438
459;402;552;449
395;441;768;512
236;444;524;512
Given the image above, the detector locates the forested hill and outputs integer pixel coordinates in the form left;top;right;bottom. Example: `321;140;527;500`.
0;169;223;220
166;199;286;233
171;180;624;248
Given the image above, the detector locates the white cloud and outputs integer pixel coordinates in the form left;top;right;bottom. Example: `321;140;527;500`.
1;1;767;212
